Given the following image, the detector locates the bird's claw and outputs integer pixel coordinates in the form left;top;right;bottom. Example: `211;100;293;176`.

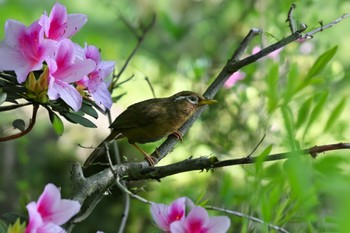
172;130;183;141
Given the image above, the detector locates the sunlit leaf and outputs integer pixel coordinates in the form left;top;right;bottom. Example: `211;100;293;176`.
266;63;279;113
324;97;347;132
281;105;300;150
64;112;97;128
283;63;299;104
303;91;329;138
255;144;272;173
12;119;25;132
297;46;338;92
306;46;338;80
6;218;26;233
295;97;312;129
48;109;64;136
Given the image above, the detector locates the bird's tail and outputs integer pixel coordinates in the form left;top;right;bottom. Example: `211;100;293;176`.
83;131;122;167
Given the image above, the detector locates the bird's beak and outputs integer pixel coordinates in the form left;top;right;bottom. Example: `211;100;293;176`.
198;99;217;106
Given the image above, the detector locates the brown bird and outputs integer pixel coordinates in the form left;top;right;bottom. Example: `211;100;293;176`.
83;91;216;167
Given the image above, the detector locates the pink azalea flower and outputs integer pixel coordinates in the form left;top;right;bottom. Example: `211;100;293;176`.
25;183;81;233
39;2;87;41
224;71;246;89
77;45;115;110
151;197;186;232
46;39;96;111
170;206;230;233
0;19;57;83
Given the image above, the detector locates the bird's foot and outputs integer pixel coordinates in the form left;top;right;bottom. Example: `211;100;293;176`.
145;154;157;166
172;130;183;141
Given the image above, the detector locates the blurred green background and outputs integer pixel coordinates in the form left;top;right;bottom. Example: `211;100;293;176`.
1;0;350;232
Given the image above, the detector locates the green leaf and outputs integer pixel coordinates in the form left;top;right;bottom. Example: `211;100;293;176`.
48;110;64;136
266;63;280;113
255;144;273;173
295;97;313;129
111;92;126;103
12;119;25;132
6;218;26;233
281;105;299;150
324;97;347;132
283;63;298;104
64;112;97;128
0;220;7;233
0;89;7;105
80;102;99;119
303;91;329;138
306;46;338;79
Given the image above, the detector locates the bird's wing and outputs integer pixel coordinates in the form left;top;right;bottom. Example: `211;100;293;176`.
109;98;167;129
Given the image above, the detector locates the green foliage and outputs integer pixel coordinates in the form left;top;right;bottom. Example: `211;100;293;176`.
63;112;97;128
324;97;347;132
12;120;25;132
48;110;64;136
6;218;26;233
305;46;338;80
1;1;350;233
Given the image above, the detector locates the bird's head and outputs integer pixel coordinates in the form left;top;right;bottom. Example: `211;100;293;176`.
171;91;217;114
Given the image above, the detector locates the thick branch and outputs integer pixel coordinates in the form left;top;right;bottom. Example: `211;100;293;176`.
71;142;350;204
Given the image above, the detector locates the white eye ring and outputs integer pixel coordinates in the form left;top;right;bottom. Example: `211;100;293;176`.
174;95;199;104
186;95;199;104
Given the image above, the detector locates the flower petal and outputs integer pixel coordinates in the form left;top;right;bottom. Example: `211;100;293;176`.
89;82;112;110
34;184;81;225
206;216;231;233
64;14;87;38
183;206;209;232
48;79;82;111
48;199;81;225
169;220;187;233
37;184;62;221
150;203;171;231
25;202;44;233
150;197;186;231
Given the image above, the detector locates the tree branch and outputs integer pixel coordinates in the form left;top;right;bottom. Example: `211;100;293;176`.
71;142;350;206
0;104;39;141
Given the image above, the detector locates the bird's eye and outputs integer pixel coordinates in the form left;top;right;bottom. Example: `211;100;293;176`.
187;95;199;104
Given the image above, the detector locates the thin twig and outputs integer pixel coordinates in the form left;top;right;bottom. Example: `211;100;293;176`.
286;3;297;33
230;28;262;62
0;104;39;141
114;175;152;205
144;76;156;98
71;187;109;224
246;134;266;158
0;102;32;112
303;13;350;38
111;15;156;89
104;119;131;233
206;206;289;233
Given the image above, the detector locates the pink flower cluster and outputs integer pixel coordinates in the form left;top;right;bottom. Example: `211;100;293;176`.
151;197;230;233
0;3;115;111
25;183;81;233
